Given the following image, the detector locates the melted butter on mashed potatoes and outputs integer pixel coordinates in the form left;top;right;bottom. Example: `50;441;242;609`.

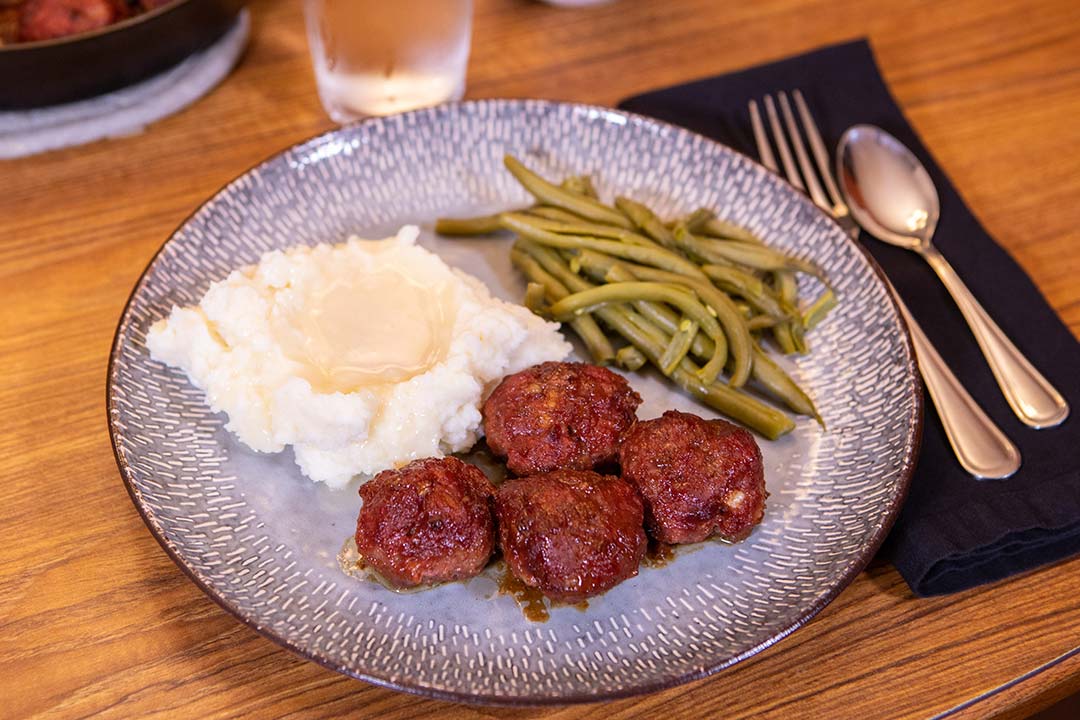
147;226;571;488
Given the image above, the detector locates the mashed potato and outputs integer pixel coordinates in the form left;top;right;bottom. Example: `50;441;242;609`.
147;226;570;488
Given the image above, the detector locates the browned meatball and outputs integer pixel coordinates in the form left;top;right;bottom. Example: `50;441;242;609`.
483;361;642;476
619;410;766;544
495;469;647;602
18;0;118;42
355;457;495;589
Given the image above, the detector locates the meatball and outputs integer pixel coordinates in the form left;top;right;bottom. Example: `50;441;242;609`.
482;361;642;476
495;469;647;602
355;457;495;589
619;410;766;544
18;0;119;42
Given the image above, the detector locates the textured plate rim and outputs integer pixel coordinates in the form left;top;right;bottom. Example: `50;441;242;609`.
106;98;923;706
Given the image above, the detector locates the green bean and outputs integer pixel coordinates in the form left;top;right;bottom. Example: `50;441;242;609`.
510;249;615;364
747;315;777;331
524;282;548;314
527;206;590;224
614;264;754;387
572;252;724;366
659;317;699;374
615;345;647;371
700;237;824;278
702;264;794;320
510;212;660;250
501;212;708;280
560;175;599;199
670;223;730;266
547;281;727;383
698;216;765;245
750;347;820;421
434;214;505;236
772;271;803;355
804;288;837;329
514;239;593;293
615;197;679;250
504;155;633;229
614;308;795;438
682;207;715;234
780;275;810;354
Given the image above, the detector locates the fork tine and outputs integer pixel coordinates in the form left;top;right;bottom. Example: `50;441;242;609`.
748;100;778;173
793;90;846;211
763;94;804;192
778;92;830;212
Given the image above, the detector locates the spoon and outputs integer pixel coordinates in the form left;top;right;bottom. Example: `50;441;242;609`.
837;125;1069;429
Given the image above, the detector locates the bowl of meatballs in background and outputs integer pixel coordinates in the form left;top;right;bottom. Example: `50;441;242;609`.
108;100;921;704
0;0;243;109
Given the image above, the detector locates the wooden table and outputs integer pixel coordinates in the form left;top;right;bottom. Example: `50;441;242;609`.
3;0;1079;717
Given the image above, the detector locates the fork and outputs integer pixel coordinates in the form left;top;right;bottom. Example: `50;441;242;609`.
749;90;1020;479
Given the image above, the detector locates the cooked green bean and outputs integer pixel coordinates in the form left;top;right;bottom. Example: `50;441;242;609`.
701;237;824;278
515;239;593;293
434;214;505;236
670;223;730;266
501;212;708;280
683;207;715;234
698;216;765;245
524;282;548;314
527;206;590;224
547;281;727;383
510;249;615;364
702;264;793;320
747;315;777;331
504;155;633;229
510;212;660;249
804;288;837;329
659;317;699;374
615;197;679;250
574;254;726;366
750;347;820;421
613;264;754;387
560;175;599;199
612;307;794;438
772;271;803;354
615;345;647;371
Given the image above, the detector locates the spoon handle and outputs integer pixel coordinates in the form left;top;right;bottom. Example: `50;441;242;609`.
892;293;1021;479
922;246;1070;428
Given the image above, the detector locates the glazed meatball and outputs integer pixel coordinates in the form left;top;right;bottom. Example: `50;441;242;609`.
482;361;642;476
18;0;118;42
495;469;647;602
619;410;766;544
355;457;495;589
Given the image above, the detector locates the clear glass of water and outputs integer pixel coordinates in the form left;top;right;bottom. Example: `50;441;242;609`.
303;0;473;122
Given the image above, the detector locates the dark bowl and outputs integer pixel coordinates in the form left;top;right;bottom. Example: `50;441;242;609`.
0;0;245;110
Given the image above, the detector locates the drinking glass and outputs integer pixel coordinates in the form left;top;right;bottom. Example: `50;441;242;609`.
303;0;473;122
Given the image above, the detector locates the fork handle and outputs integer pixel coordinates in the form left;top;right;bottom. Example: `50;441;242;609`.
892;291;1021;479
922;246;1069;428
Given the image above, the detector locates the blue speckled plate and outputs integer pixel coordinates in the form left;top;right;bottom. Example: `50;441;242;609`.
107;99;921;705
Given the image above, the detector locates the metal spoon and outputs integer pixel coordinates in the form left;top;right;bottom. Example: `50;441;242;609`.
837;125;1069;428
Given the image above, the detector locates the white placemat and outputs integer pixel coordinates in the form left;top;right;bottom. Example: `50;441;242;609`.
0;10;250;159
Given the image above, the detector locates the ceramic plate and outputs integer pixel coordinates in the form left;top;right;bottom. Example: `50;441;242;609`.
108;99;921;704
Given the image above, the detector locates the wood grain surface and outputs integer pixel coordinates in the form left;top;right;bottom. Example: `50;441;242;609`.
3;0;1080;718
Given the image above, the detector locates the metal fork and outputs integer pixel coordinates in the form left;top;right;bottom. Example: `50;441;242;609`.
750;90;1020;479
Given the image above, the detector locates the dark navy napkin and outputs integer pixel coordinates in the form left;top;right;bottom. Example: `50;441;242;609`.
619;40;1080;596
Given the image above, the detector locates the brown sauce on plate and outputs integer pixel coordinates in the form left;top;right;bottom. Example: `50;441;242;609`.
643;539;675;567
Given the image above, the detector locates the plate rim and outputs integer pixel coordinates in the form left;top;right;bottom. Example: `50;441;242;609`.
106;98;923;706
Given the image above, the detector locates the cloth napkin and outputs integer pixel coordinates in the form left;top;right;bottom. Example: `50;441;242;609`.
619;40;1080;596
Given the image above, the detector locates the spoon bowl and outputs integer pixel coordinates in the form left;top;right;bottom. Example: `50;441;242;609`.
837;125;939;251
